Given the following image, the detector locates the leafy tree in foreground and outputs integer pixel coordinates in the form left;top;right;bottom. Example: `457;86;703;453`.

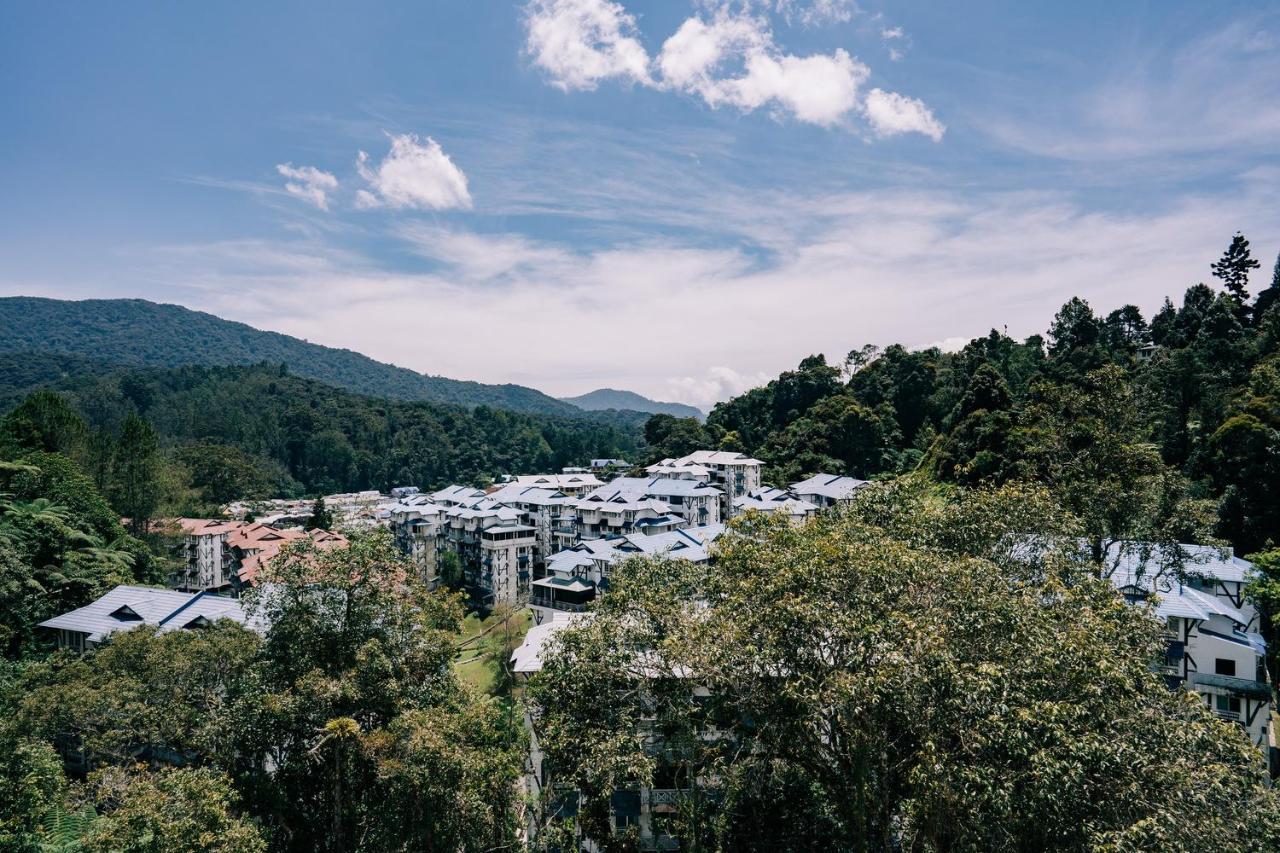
235;530;523;852
79;765;266;853
531;481;1280;852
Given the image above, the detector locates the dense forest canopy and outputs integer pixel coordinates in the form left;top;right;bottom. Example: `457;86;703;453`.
0;363;646;515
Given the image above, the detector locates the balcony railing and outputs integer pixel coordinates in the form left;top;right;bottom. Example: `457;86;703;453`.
530;596;590;613
1190;672;1272;699
639;837;680;852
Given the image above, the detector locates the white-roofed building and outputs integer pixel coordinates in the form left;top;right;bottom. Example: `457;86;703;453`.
732;487;820;524
666;451;763;516
789;473;869;509
388;496;449;587
430;485;489;507
514;473;605;497
485;484;573;564
38;585;260;652
602;477;723;527
530;526;722;623
1106;542;1272;749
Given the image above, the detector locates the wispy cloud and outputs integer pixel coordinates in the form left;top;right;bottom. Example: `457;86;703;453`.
275;163;338;210
99;171;1279;408
982;17;1280;161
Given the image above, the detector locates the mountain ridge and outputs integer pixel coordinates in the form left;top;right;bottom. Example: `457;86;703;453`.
560;387;703;419
0;296;585;416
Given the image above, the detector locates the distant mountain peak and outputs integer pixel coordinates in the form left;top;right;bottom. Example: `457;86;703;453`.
561;388;703;419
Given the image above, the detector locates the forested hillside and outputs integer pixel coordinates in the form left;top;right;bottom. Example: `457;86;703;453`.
649;235;1280;555
0;297;583;416
0;363;646;516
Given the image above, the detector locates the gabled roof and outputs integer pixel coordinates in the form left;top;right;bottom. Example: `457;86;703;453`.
675;450;764;467
789;473;868;500
38;585;259;643
512;612;586;674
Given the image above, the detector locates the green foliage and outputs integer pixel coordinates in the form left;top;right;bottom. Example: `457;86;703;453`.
531;482;1280;851
0;722;68;852
79;765;266;853
1211;232;1261;304
229;530;524;851
304;497;332;531
8;364;644;498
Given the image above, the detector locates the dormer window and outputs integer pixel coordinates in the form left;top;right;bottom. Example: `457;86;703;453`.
110;605;144;622
184;615;212;630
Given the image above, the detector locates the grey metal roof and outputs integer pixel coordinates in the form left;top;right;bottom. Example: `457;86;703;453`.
37;585;257;644
790;473;869;500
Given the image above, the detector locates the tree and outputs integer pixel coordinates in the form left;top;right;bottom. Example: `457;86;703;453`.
235;530;522;852
0;722;68;852
0;391;88;459
530;482;1280;851
1253;252;1280;326
110;414;161;537
1016;366;1215;577
305;496;333;531
79;766;266;853
1211;231;1261;303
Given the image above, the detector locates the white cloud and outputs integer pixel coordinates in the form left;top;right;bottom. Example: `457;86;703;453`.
658;12;867;127
863;88;945;141
880;26;903;40
275;163;338;210
522;2;940;135
355;133;472;211
667;366;773;409
523;0;653;91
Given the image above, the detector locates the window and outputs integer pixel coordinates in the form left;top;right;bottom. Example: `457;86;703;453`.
614;814;639;830
1216;694;1241;715
1215;658;1236;677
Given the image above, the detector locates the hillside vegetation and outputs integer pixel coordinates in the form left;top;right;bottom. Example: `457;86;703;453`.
0;297;583;416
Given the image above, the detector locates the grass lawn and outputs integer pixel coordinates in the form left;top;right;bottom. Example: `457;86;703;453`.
453;608;534;695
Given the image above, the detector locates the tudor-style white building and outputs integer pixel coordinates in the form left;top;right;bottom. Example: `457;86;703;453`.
651;451;762;517
732;486;820;523
1107;542;1273;749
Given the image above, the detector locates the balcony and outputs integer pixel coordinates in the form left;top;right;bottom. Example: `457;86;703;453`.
649;789;682;806
530;595;590;613
1190;672;1272;699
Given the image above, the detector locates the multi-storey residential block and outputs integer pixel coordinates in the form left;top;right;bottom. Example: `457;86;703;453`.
1108;542;1272;749
530;525;722;623
172;518;242;592
485;484;573;565
601;477;723;526
653;451;762;517
388;496;449;586
514;472;605;497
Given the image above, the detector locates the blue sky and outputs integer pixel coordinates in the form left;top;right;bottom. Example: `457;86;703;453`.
2;1;1278;407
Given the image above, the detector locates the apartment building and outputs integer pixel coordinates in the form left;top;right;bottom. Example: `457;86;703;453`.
1108;542;1272;749
171;518;242;592
388;496;449;586
514;472;605;497
530;526;722;623
603;477;723;526
656;451;762;517
485;484;573;565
